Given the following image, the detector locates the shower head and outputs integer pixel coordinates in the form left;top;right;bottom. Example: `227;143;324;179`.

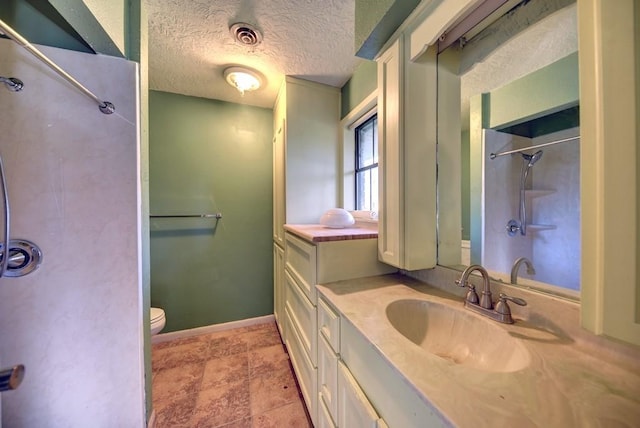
522;150;543;167
0;76;23;92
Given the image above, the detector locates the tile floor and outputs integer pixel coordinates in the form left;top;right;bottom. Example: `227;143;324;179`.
151;321;313;427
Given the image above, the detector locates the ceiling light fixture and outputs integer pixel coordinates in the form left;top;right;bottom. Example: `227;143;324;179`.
224;67;262;95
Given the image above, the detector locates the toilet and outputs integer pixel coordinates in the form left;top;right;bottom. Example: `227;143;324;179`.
150;307;166;335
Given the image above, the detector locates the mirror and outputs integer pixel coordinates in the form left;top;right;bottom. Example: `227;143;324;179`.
436;1;580;300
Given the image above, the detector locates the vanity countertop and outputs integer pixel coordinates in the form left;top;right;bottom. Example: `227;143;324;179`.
317;274;640;427
284;223;378;242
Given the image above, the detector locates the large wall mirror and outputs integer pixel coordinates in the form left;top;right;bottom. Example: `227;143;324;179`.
436;0;580;300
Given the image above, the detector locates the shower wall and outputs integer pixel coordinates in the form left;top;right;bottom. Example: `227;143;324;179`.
482;127;580;290
0;38;144;426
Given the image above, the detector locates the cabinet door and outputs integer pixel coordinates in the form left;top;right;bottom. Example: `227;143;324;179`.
376;31;438;271
318;393;337;428
273;243;285;336
273;119;286;246
377;36;404;268
337;361;379;428
318;335;338;423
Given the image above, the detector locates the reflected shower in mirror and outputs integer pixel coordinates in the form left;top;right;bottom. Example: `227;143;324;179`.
436;1;580;299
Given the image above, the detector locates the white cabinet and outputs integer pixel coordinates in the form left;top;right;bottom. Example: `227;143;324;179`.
284;233;319;425
317;287;444;428
318;395;338;428
318;293;387;428
283;229;396;424
273;77;340;341
376;27;438;271
272;78;341;247
377;37;403;268
337;361;381;428
273;243;284;337
318;296;340;424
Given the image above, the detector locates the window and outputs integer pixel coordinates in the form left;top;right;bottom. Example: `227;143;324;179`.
355;115;378;211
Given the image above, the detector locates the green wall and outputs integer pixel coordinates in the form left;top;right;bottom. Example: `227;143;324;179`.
149;91;274;332
355;0;421;59
0;0;93;53
341;60;377;118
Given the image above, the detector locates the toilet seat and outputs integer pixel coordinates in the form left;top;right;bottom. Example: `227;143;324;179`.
150;307;166;335
150;307;165;323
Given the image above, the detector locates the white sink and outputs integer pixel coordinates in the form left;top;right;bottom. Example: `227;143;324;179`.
386;299;530;373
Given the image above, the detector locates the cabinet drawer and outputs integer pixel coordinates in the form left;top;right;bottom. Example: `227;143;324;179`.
318;334;338;424
285;306;317;426
318;392;337;428
285;270;317;366
337;360;380;428
285;232;317;301
318;296;340;353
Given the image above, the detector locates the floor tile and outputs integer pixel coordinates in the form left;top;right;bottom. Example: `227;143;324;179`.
249;344;290;378
208;334;248;359
216;417;253;428
190;378;251;427
153;340;209;371
152;321;308;428
252;400;313;428
249;366;300;416
153;362;205;404
242;326;283;351
201;353;249;390
154;393;198;428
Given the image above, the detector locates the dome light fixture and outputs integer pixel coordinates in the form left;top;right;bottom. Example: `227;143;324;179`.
224;66;262;95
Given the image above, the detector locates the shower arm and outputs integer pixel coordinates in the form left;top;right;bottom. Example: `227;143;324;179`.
0;18;114;114
0;156;10;278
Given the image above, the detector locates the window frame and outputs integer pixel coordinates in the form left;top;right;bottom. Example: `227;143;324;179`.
354;114;379;211
339;90;377;216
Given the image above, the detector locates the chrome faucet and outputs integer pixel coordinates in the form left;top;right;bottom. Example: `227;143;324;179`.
510;257;536;284
455;264;527;324
456;265;493;309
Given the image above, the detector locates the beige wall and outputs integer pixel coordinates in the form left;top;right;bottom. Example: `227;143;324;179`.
0;38;145;425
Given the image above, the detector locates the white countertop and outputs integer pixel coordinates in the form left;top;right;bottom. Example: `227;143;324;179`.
317;274;640;427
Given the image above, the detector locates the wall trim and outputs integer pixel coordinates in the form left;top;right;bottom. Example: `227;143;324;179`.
340;90;378;210
147;410;156;428
151;314;275;344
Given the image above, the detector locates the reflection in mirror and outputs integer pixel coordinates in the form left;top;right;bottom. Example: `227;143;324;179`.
437;1;579;299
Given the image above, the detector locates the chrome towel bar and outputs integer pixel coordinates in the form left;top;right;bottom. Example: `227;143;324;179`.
150;213;222;219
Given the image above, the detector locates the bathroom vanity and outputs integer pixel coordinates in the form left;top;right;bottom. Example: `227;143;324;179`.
279;224;396;426
316;272;640;427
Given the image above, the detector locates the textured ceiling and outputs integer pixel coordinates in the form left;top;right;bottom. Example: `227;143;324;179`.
147;0;362;108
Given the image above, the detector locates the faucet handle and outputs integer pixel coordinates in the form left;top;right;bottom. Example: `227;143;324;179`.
499;293;527;307
493;293;526;324
494;293;527;320
455;280;479;304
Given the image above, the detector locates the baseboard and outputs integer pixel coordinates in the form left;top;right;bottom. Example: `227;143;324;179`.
147;409;156;428
151;314;275;344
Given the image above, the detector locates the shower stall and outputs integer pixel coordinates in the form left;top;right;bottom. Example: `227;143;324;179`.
480;128;581;291
465;52;581;295
0;21;145;426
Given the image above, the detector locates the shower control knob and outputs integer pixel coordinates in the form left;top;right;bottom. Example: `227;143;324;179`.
0;364;25;392
506;219;521;237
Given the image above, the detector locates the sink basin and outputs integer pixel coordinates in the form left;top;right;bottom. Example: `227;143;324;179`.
386;299;530;372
